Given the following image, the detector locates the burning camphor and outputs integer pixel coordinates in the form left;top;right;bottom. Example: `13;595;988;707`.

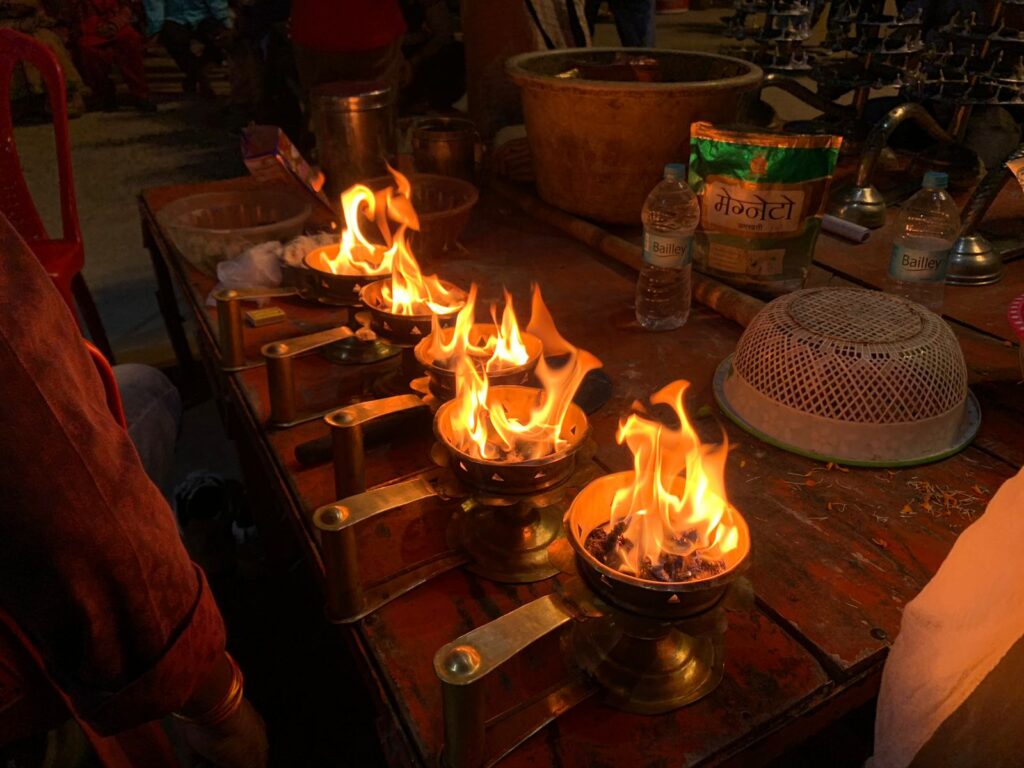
446;285;601;462
316;168;418;277
333;168;464;317
587;380;741;583
423;284;533;373
318;169;464;320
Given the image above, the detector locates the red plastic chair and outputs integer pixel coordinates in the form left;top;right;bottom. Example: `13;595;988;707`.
0;29;115;362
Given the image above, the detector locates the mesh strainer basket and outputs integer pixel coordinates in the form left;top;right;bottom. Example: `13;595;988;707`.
713;287;981;466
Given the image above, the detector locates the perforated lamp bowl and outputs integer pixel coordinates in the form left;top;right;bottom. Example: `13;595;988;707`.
713;288;981;467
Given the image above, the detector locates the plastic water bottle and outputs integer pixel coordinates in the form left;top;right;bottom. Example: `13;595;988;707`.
885;171;961;314
636;163;700;330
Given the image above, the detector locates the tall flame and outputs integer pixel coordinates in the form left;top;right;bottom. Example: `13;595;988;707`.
351;167;463;316
447;284;601;461
609;380;739;577
381;233;463;316
425;285;531;372
319;166;429;278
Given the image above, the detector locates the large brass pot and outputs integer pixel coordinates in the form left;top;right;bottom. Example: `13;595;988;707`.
507;48;763;224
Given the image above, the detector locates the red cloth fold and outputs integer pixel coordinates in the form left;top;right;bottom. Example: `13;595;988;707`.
0;213;226;741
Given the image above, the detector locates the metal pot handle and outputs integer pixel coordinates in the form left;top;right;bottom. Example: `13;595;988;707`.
214;287;299;370
260;326;362;427
325;394;430;498
434;594;596;768
312;469;465;623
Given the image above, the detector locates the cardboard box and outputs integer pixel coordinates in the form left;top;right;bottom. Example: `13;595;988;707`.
241;125;335;217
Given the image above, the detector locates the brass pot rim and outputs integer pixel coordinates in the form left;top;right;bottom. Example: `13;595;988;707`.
359;277;467;322
432;384;590;471
303;244;392;281
566;471;751;594
413;324;543;380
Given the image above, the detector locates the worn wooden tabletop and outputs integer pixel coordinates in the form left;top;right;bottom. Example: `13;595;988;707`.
140;175;1023;767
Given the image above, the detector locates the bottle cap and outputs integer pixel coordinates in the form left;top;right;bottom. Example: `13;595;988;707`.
922;171;949;189
663;163;687;180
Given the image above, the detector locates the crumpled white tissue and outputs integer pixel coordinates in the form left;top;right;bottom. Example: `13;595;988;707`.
204;233;335;306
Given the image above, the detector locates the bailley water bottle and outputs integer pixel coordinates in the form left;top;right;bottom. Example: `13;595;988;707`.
885;171;961;313
636;163;700;330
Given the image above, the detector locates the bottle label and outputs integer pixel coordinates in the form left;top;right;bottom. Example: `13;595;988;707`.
888;244;950;283
643;232;693;268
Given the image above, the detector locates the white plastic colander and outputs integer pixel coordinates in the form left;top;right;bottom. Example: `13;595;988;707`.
713;287;981;466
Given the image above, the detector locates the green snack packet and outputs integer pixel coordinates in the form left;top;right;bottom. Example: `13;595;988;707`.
689;122;842;299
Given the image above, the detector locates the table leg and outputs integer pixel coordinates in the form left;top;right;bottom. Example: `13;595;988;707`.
140;213;200;385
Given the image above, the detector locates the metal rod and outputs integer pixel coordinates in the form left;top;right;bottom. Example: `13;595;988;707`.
215;289;246;370
856;102;956;188
958;143;1024;237
330;411;365;499
214;286;299;371
313;473;448;622
261;325;359;427
312;504;364;621
264;343;296;426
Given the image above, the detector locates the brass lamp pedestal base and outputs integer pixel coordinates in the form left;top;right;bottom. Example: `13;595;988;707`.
569;606;725;714
448;500;564;584
320;336;402;365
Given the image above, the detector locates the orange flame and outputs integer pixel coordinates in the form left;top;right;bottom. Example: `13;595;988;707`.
358;167;463;316
381;235;464;316
425;284;531;372
609;380;739;577
320;183;390;276
447;285;601;461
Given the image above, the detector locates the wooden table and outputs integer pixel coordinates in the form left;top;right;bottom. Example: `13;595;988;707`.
140;176;1024;767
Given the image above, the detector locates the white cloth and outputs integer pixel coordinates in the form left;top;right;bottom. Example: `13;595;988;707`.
869;466;1024;768
204;233;335;306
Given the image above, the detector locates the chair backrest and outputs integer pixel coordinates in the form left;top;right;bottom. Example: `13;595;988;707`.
85;340;127;429
0;29;80;246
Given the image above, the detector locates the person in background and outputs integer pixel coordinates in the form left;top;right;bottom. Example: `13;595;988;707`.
584;0;655;47
74;0;155;111
0;213;268;767
143;0;232;96
399;0;465;112
0;0;88;116
288;0;405;155
289;0;406;95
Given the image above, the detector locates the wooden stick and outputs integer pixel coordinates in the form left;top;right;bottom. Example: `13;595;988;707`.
491;178;766;329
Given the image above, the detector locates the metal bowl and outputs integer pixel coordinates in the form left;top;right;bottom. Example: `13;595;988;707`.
566;472;751;619
413;323;543;401
302;246;389;306
433;385;589;494
358;278;466;346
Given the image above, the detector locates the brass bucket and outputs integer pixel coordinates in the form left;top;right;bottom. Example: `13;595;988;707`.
506;48;763;224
